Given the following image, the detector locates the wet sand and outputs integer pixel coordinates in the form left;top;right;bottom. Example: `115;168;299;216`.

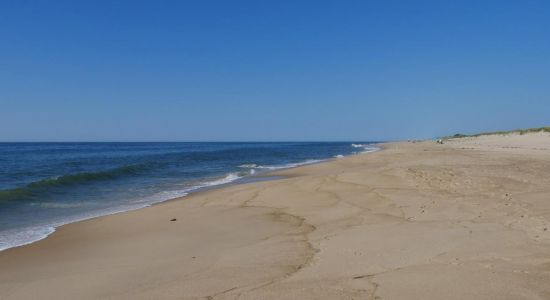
1;133;550;299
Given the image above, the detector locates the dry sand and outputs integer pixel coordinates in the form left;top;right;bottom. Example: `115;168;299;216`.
1;133;550;299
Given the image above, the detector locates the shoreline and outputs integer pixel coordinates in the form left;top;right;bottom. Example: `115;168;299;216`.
0;145;381;252
2;135;549;299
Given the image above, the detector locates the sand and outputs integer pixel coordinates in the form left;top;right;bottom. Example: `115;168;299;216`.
1;133;550;299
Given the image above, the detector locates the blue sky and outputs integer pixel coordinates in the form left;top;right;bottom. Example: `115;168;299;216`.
1;0;549;141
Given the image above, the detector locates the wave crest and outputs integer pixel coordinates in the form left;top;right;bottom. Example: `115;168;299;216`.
0;164;152;203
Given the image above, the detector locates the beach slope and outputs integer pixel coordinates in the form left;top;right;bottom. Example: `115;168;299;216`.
1;133;550;299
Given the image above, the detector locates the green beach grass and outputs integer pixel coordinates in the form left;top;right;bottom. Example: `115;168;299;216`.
444;127;550;139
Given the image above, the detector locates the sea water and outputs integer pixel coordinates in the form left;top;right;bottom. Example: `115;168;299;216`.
0;142;378;250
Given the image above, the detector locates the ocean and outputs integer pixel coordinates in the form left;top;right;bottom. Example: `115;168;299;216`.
0;142;378;251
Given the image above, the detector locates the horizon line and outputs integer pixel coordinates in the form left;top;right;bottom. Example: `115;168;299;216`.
0;140;391;143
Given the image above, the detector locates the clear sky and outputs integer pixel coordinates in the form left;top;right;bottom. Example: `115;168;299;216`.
1;1;549;141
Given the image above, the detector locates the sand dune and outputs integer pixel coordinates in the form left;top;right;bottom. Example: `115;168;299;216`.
1;133;550;299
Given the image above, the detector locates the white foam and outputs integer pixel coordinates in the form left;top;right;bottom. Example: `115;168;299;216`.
360;147;379;153
0;226;55;251
334;154;344;158
199;172;243;187
0;203;160;252
351;143;380;154
252;159;325;170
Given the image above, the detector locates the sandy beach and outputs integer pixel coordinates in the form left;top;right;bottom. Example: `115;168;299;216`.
1;133;550;299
